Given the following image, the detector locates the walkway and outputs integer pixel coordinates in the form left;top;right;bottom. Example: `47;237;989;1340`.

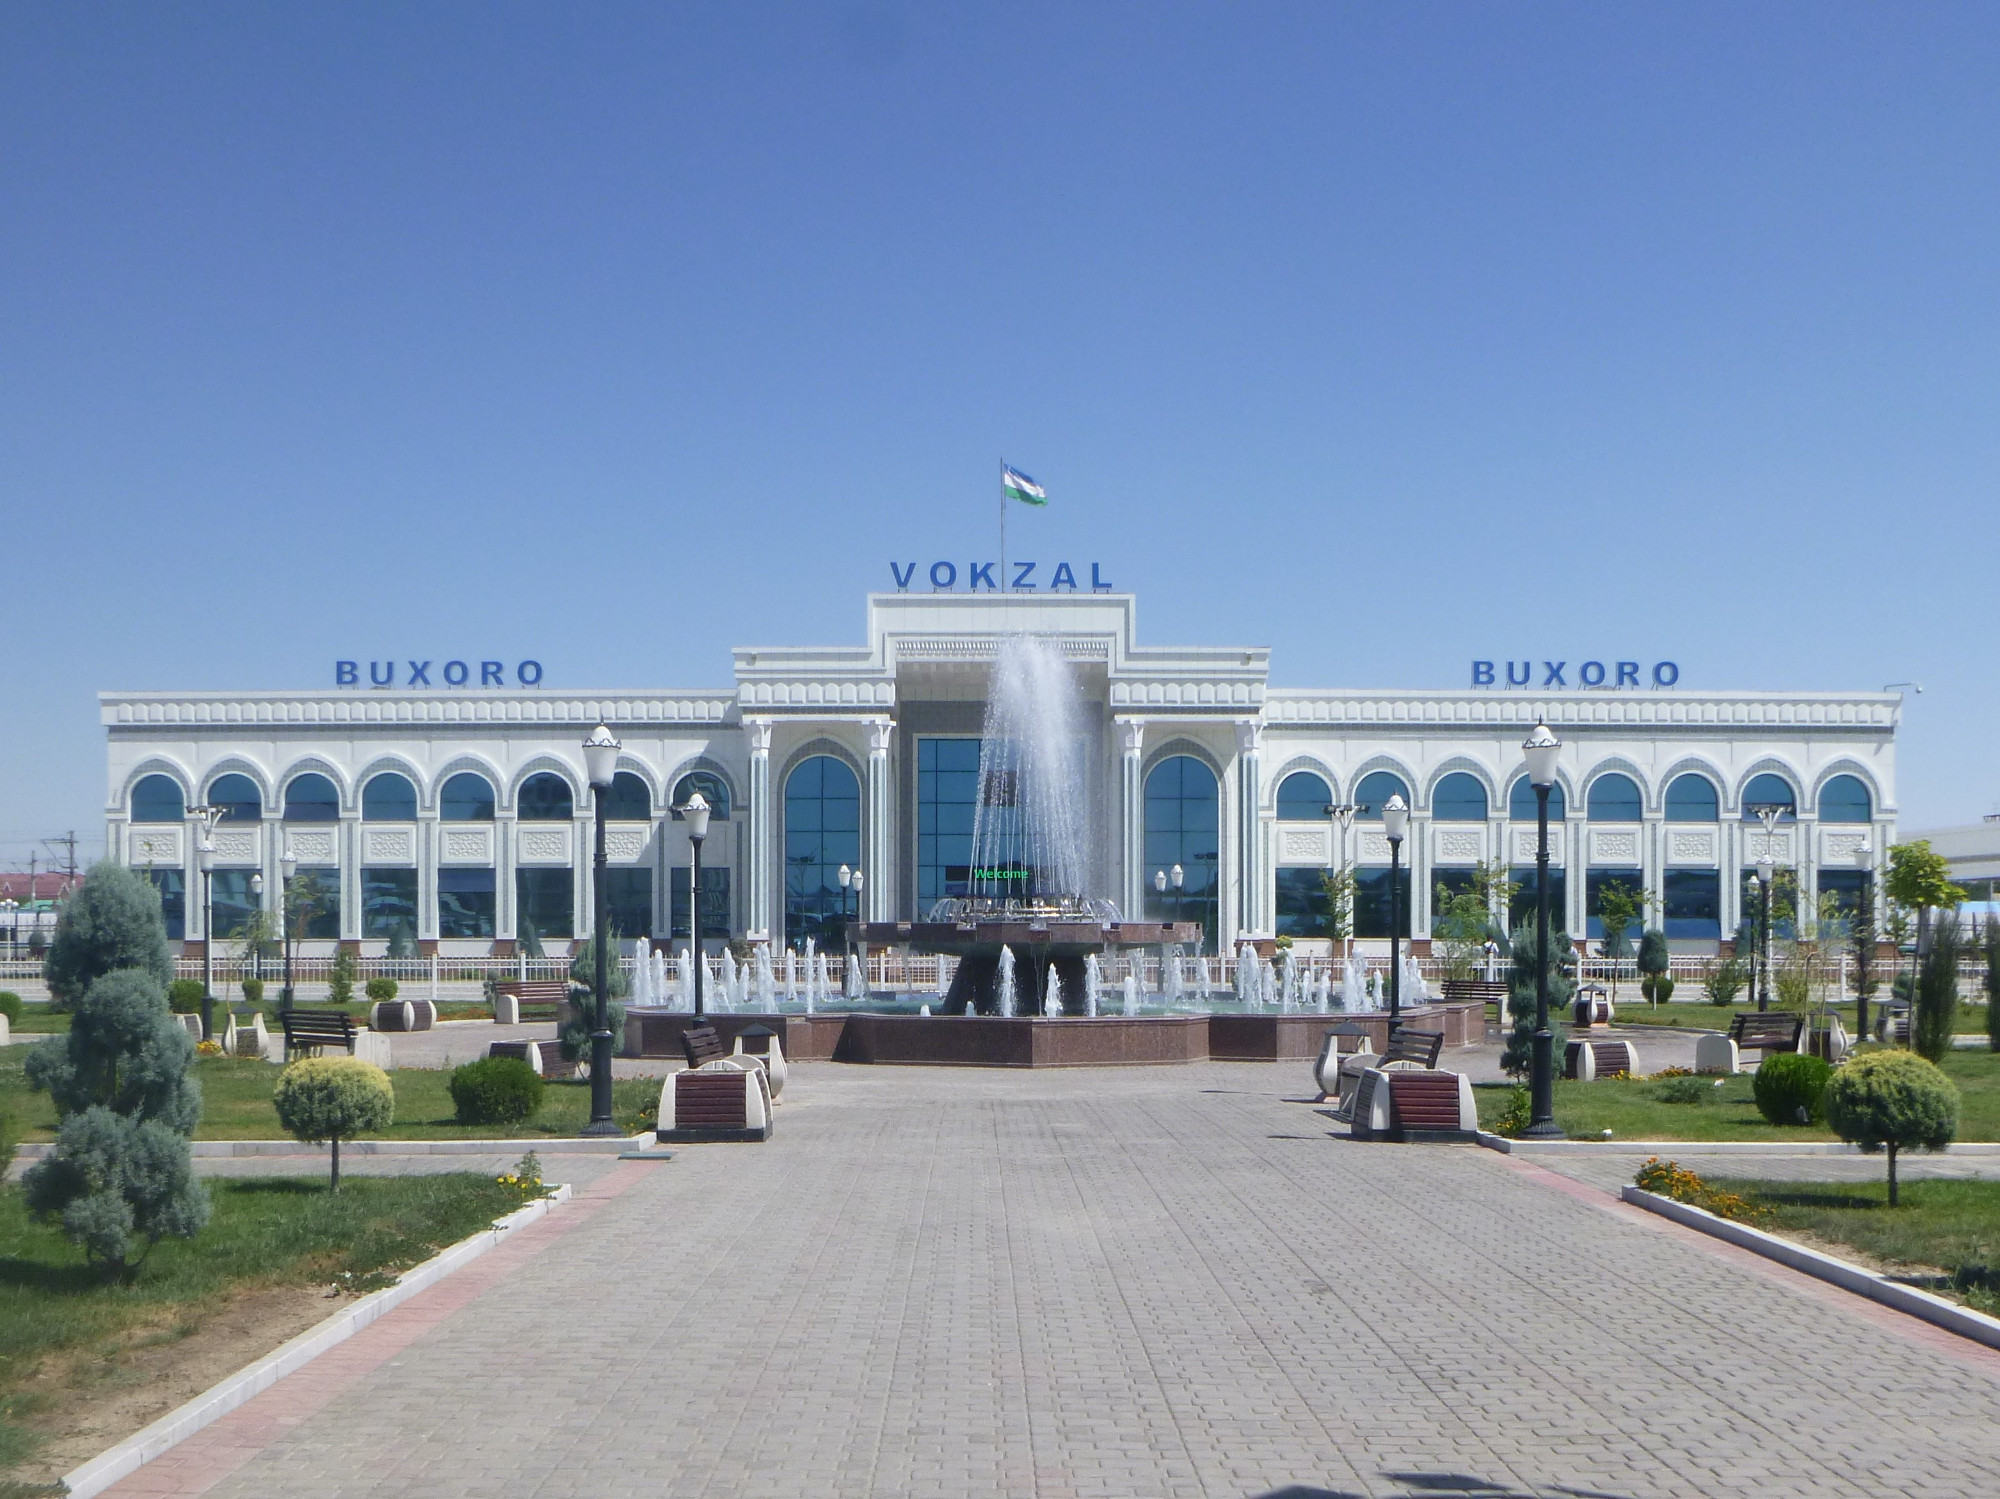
111;1061;2000;1498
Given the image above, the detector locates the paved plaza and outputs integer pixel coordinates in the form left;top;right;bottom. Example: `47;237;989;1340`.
111;1059;2000;1499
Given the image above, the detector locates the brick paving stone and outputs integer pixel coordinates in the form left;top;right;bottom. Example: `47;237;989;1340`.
107;1061;2000;1499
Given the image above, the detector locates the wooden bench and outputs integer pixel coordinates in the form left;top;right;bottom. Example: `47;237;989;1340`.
487;1039;577;1081
681;1023;727;1068
1381;1026;1446;1068
1350;1066;1478;1139
493;979;570;1025
1441;979;1509;1025
658;1060;773;1143
1729;1011;1804;1058
280;1007;359;1059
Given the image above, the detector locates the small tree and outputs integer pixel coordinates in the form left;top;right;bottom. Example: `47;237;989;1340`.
1594;882;1638;1002
272;1057;395;1190
1913;913;1962;1063
1852;874;1880;1044
1825;1050;1959;1205
1432;882;1493;984
1502;922;1573;1079
1702;955;1746;1006
1316;867;1354;945
561;931;630;1073
23;1107;210;1278
1983;915;2000;1053
1885;840;1965;1037
42;863;174;1010
327;945;359;1006
25;968;202;1133
1637;928;1672;1007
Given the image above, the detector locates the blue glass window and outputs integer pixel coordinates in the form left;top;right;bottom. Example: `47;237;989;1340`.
1275;772;1332;821
441;773;496;822
1585;868;1644;939
1275;867;1333;938
1586;774;1642;822
1819;775;1871;824
131;775;185;823
208;774;262;823
360;868;418;940
1508;777;1565;821
289;867;341;939
1144;756;1220;951
606;867;653;937
673;771;732;820
1432;773;1488;821
785;756;860;948
919;738;980;907
1353;771;1410;821
670;865;732;940
601;772;651;820
209;869;261;938
144;868;186;939
438;868;496;937
1741;773;1797;822
362;773;418;821
515;868;574;939
517;773;574;822
283;773;340;822
1817;867;1867;919
1664;774;1719;822
1663;870;1720;939
1352;866;1411;938
1508;867;1566;933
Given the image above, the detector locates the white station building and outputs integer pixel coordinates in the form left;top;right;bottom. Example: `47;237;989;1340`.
100;592;1901;958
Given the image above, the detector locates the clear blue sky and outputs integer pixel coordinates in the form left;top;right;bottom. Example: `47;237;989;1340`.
4;3;1996;866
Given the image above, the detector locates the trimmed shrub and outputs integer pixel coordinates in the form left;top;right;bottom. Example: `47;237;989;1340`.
1703;957;1746;1006
240;976;264;1005
364;976;398;1003
1914;914;1961;1062
0;990;22;1024
43;862;174;1009
22;1106;210;1277
1825;1050;1959;1205
1753;1052;1832;1126
1655;1076;1709;1105
1502;922;1572;1079
166;978;205;1014
25;968;200;1133
272;1057;395;1190
448;1057;544;1127
328;946;358;1005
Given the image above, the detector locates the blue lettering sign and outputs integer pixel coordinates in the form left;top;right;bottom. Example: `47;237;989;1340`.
1471;660;1495;687
968;561;996;591
481;661;504;686
1012;560;1036;589
1471;658;1683;689
1579;660;1606;688
407;660;432;686
1543;661;1567;688
1653;661;1679;687
1507;660;1532;687
1616;661;1640;688
1050;562;1077;591
336;660;358;685
1091;563;1113;591
443;660;469;686
890;561;916;590
929;561;957;589
371;660;395;687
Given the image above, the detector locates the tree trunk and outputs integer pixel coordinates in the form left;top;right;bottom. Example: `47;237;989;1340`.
331;1135;341;1192
1887;1141;1899;1207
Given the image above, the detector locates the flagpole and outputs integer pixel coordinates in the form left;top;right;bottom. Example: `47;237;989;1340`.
999;459;1006;595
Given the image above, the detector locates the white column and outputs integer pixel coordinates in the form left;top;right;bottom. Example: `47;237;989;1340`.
867;719;894;921
1118;718;1145;919
417;815;438;942
1410;817;1430;938
746;719;773;936
1236;722;1262;932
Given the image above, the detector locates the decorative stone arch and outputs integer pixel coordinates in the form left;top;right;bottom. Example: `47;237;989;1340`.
1343;753;1420;814
1655;754;1729;819
275;755;354;815
352;754;430;815
198;756;274;810
1142;738;1225;786
505;754;585;814
1580;755;1654;817
1729;756;1806;818
1806;758;1886;819
608;755;665;814
117;756;197;815
1421;755;1501;818
666;754;741;819
428;753;508;815
1501;765;1580;819
1263;754;1340;815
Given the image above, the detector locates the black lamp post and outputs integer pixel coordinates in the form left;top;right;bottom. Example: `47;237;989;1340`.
1383;794;1408;1022
581;724;622;1137
850;868;866;998
681;790;712;1018
1853;840;1874;1044
1522;720;1565;1140
279;843;297;1011
249;871;265;999
1755;854;1775;1014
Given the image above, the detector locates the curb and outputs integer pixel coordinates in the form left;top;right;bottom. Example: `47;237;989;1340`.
1476;1133;2000;1156
1619;1185;2000;1352
13;1133;651;1161
60;1183;575;1499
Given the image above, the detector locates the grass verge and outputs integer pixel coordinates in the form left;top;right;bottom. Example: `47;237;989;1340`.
0;1055;662;1142
0;1172;533;1478
1609;999;1994;1035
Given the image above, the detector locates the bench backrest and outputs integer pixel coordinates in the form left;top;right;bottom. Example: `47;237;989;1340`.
494;980;571;1002
1387;1071;1466;1130
1440;979;1508;1001
1382;1027;1445;1068
675;1070;751;1128
281;1009;356;1038
682;1024;726;1067
1729;1012;1803;1048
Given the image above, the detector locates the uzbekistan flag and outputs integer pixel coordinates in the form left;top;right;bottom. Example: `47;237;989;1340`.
1002;462;1047;506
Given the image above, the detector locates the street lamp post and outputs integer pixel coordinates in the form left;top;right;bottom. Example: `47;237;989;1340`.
681;791;712;1018
851;867;867;998
279;843;298;1012
1755;854;1775;1014
581;724;622;1136
1382;795;1409;1022
1853;840;1874;1044
1522;720;1565;1140
197;836;217;1041
249;872;265;1000
1324;801;1357;969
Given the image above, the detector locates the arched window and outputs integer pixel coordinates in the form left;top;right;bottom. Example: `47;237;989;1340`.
440;772;496;822
600;772;652;820
517;772;575;822
1432;773;1488;821
283;773;340;822
1819;774;1872;823
131;774;185;823
1275;771;1332;820
784;756;859;948
1586;773;1642;822
1664;774;1719;822
208;773;262;823
1508;777;1566;821
1741;773;1797;822
673;770;732;820
362;772;418;821
1144;756;1220;951
1353;771;1411;821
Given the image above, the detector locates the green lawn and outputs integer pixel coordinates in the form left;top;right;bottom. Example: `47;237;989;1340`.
3;1010;69;1036
0;1056;661;1142
1706;1177;2000;1317
1476;1047;2000;1142
1609;999;1993;1035
0;1172;532;1479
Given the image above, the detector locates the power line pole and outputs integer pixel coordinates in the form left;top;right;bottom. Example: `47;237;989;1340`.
43;830;78;892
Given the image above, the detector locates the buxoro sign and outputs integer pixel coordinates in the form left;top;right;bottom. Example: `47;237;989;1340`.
335;660;545;688
890;560;1115;592
1472;659;1681;689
